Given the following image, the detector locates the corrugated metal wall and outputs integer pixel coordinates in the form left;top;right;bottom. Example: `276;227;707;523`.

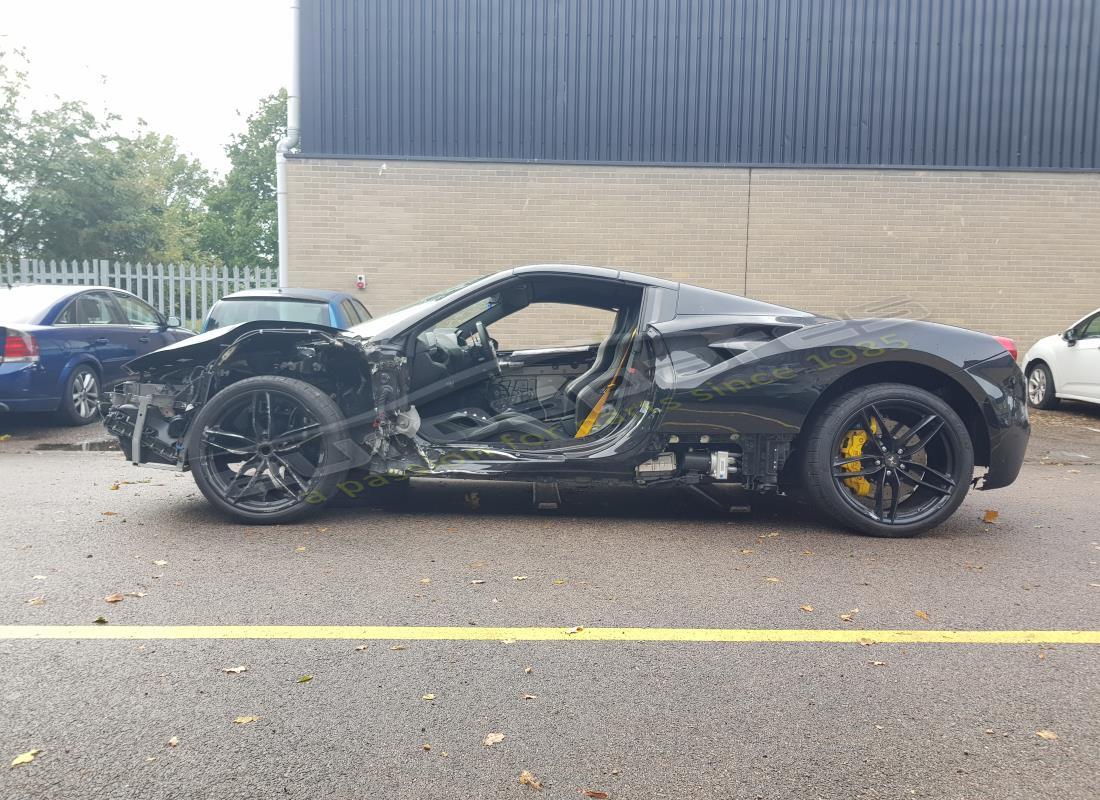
299;0;1100;170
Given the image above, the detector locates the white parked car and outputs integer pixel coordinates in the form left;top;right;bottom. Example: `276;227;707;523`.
1023;309;1100;408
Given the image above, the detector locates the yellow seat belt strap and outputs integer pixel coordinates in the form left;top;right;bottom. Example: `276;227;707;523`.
575;329;637;439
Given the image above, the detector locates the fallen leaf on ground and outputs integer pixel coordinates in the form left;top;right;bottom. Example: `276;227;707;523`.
390;645;406;651
296;675;312;683
422;743;431;751
24;597;44;606
513;576;528;581
519;770;542;790
869;661;887;666
32;575;46;580
124;591;146;598
483;732;505;746
765;577;780;583
799;604;814;613
104;593;125;603
982;510;999;524
464;492;480;510
839;613;854;623
583;791;609;799
222;666;248;675
566;626;584;634
0;434;11;442
522;693;537;700
152;560;168;566
501;638;515;644
740;548;754;555
552;579;567;585
166;736;179;747
422;694;436;701
859;637;874;646
471;579;486;585
524;666;533;674
233;716;260;725
914;610;931;621
10;749;41;767
93;616;108;624
295;547;306;553
355;645;369;651
419;578;431;584
1036;730;1058;740
802;549;814;556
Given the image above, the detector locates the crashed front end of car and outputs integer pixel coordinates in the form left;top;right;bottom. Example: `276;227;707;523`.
100;321;418;478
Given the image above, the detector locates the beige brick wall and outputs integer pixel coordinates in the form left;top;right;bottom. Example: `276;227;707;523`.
287;158;1100;353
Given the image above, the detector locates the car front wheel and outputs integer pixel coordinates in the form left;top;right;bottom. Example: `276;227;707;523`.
799;383;974;537
188;376;350;524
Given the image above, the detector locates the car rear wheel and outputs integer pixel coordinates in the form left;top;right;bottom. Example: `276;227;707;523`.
57;366;101;426
1026;363;1058;409
800;383;974;537
188;376;349;524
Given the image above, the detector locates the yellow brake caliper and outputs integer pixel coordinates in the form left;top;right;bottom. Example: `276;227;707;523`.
840;418;878;497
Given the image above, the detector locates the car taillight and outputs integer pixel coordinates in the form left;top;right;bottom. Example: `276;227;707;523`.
1;331;40;364
993;336;1018;361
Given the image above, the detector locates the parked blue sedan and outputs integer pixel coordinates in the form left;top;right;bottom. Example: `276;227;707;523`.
202;288;372;332
0;285;193;425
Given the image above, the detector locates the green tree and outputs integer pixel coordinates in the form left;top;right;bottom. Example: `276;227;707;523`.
200;90;286;268
0;49;211;263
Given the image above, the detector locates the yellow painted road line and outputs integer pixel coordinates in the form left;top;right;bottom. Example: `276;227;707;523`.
0;626;1098;645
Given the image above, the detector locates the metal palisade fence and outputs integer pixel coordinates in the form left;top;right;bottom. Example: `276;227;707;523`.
1;259;278;330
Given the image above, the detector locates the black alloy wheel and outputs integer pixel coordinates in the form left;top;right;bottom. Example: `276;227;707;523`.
800;383;974;537
189;376;348;524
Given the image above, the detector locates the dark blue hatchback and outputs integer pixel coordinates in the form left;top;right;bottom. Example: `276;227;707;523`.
0;285;193;425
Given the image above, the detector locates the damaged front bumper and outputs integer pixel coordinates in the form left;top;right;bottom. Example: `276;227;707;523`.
102;382;192;469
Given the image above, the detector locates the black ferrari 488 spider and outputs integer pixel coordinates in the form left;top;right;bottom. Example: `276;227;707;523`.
103;265;1028;537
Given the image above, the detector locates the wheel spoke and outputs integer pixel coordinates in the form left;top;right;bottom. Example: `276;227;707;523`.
224;455;262;501
263;458;297;497
251;393;265;440
270;452;313;490
899;414;945;457
884;470;901;522
203;427;258;456
271;422;322;453
860;404;894;450
873;470;886;518
897;467;954;497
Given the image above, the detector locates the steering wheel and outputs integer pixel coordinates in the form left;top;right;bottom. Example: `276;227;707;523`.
475;321;500;374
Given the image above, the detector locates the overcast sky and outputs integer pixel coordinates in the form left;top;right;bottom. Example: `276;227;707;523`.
1;0;291;176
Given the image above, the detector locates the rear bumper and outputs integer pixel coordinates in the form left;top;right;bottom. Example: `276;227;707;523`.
0;364;59;413
962;352;1030;490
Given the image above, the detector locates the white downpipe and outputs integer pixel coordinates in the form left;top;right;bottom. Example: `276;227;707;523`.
276;0;301;289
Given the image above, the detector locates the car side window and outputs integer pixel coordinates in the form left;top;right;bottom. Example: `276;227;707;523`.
340;299;361;325
55;299;80;325
78;292;125;325
1079;314;1100;339
114;294;162;326
352;299;372;321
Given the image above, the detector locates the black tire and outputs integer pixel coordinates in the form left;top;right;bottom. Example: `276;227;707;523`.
188;376;350;524
800;383;974;538
1026;363;1059;409
56;365;101;426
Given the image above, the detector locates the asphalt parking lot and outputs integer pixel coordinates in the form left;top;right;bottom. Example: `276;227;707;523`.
1;405;1098;799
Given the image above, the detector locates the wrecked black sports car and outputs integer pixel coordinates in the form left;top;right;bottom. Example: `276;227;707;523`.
102;265;1028;537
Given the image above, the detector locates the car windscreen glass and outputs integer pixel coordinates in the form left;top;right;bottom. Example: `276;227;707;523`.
206;298;330;330
0;289;61;324
349;274;491;338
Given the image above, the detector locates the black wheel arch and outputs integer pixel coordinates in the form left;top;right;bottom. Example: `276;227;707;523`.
788;361;990;479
